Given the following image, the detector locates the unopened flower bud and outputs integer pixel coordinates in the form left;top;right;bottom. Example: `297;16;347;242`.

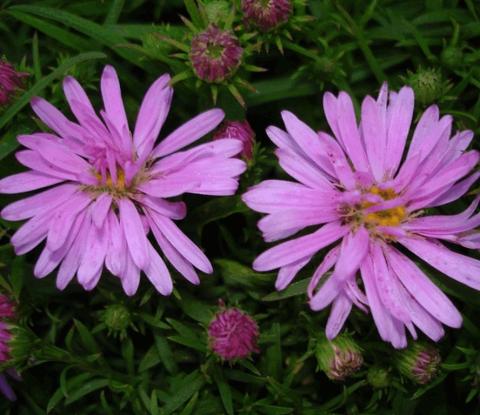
316;334;363;381
406;67;447;106
242;0;292;31
102;304;132;337
213;120;255;160
208;305;259;361
0;59;28;107
367;366;390;388
205;1;231;24
396;342;441;385
189;25;243;83
441;46;463;69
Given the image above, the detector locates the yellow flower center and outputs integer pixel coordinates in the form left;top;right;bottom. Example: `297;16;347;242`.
362;186;406;228
91;168;131;197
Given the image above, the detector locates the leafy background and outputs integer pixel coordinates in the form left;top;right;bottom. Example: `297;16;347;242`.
0;0;480;414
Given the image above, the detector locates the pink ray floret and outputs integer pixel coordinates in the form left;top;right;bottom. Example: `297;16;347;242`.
242;83;480;348
0;65;246;296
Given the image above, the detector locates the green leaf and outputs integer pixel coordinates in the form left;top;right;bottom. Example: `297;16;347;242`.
215;259;275;287
74;319;100;354
65;378;110;405
10;256;26;298
262;278;309;301
104;0;125;25
212;366;234;415
163;371;205;415
0;51;106;133
9;5;144;68
138;345;160;372
154;334;178;374
8;9;95;51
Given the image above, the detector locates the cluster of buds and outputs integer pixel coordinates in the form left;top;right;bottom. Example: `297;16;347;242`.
0;59;27;107
208;302;259;361
315;334;363;381
395;343;441;385
0;294;19;401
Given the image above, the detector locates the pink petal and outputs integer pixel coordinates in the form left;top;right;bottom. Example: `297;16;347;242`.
0;171;64;194
91;193;113;228
100;65;129;135
144;242;173;295
325;294;352;340
275;256;311;291
105;212;126;276
120;252;141;296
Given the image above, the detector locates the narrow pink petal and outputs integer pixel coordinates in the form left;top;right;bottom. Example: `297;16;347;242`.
63;76;97;124
153;109;224;158
0;172;64;194
253;222;348;272
120;252;141;296
406;105;440;160
136;195;186;220
427;171;480;207
46;192;92;251
148;216;200;284
30;97;84;139
325;294;352;340
385;86;414;177
100;65;129;134
399;236;480;290
15;151;77;180
275;256;311;291
1;184;78;221
118;198;150;269
105;212;126;276
144;242;173;295
138;177;200;198
134;74;172;156
385;245;462;328
91;193;112;228
149;210;212;273
331;227;369;282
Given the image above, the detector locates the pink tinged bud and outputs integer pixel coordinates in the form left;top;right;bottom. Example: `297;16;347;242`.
213;120;255;160
0;295;15;364
242;0;292;31
315;334;363;381
189;25;243;83
208;306;259;360
0;60;28;106
396;343;441;385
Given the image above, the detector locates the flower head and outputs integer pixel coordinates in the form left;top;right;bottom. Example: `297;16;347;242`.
315;334;363;381
0;65;246;296
242;0;292;31
396;343;441;384
208;305;259;360
243;83;480;348
213;120;255;160
190;25;243;83
0;59;28;106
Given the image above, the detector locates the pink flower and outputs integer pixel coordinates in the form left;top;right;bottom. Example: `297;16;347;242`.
189;25;243;83
243;83;480;348
0;65;246;295
208;306;259;360
242;0;292;31
0;59;28;106
213;120;255;160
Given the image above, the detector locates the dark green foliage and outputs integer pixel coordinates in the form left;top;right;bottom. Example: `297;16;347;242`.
0;0;479;413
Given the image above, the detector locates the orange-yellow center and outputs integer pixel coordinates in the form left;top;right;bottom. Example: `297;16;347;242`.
361;186;406;228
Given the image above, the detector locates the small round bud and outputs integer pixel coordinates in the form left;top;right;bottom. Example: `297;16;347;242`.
242;0;292;31
189;25;243;83
367;366;390;388
441;46;463;69
205;1;231;24
396;343;441;385
316;334;363;381
0;59;28;107
406;67;447;106
213;120;255;160
102;304;132;335
208;306;259;361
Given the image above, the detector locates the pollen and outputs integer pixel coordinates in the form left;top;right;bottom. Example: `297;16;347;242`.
93;169;129;196
362;186;406;227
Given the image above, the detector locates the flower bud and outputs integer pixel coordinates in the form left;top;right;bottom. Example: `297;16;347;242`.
242;0;292;31
208;305;259;361
396;343;441;385
367;366;390;388
315;334;363;381
406;67;448;106
205;1;231;24
213;120;255;160
189;25;243;83
102;304;132;337
0;59;28;107
441;46;463;69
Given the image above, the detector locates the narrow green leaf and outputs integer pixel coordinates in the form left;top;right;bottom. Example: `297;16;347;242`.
0;51;106;132
212;366;234;415
154;334;178;374
74;319;100;354
104;0;125;25
163;371;205;415
65;378;110;405
263;278;309;301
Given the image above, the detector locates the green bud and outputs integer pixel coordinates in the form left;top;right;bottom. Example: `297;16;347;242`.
441;46;463;69
204;1;231;24
405;67;449;106
367;366;390;388
102;304;131;336
395;342;441;385
315;334;363;381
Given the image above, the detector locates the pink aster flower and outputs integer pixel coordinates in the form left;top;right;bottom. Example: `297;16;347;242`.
208;305;259;360
243;84;480;348
0;59;28;106
0;65;246;295
213;120;255;160
189;25;243;83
